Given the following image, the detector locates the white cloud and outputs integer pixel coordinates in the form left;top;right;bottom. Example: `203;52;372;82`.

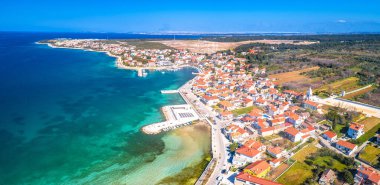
337;19;347;23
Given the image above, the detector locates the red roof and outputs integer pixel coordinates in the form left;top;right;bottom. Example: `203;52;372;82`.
304;100;319;107
236;147;261;158
245;160;271;175
236;172;282;185
323;131;337;139
337;140;357;150
284;127;300;136
349;122;364;131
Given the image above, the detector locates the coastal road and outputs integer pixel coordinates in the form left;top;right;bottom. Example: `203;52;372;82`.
179;81;229;185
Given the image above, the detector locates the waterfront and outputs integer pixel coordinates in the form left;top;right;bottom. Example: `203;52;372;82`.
0;33;209;184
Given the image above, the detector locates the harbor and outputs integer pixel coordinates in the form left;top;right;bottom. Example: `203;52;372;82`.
141;104;200;134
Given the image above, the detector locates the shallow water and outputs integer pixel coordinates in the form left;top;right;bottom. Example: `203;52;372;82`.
0;32;209;184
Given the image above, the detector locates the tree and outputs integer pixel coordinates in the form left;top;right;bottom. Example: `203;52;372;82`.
229;142;239;152
342;170;354;184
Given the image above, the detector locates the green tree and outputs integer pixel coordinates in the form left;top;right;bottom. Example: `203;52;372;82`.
342;170;354;184
229;142;239;152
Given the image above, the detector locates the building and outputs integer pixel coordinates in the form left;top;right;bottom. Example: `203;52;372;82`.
319;169;336;185
233;147;262;166
322;131;337;142
243;160;271;178
266;146;285;158
302;100;320;111
336;140;357;155
270;158;283;168
235;172;283;185
284;127;302;142
347;123;365;139
355;165;380;185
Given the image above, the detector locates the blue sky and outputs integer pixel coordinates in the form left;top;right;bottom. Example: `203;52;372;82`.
1;0;380;33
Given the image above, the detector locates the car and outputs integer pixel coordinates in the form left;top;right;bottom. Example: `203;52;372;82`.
221;169;227;174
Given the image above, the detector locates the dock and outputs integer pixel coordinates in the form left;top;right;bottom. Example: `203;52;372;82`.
160;90;179;94
142;104;199;134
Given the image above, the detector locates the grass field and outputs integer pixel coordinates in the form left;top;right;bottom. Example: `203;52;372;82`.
276;162;313;185
359;144;380;165
231;106;258;116
316;77;363;95
323;120;346;137
342;86;375;100
269;66;319;85
291;144;318;162
312;156;347;171
356;123;380;144
358;117;380;132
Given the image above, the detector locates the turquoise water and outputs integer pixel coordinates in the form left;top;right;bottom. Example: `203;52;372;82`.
0;33;207;184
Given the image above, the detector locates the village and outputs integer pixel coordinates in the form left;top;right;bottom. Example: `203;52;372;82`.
189;50;380;185
44;38;380;185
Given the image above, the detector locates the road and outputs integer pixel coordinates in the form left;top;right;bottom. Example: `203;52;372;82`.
315;97;380;118
179;81;229;185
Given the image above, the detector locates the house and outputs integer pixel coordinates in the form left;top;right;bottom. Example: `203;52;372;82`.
319;169;336;185
347;122;365;139
235;172;283;185
355;165;380;185
243;160;271;178
302;100;321;111
219;111;233;121
233;147;262;166
322;131;337;142
283;127;302;142
286;112;303;127
201;95;219;106
244;139;266;151
266;146;285;158
224;124;249;142
270;158;283;168
219;100;234;111
336;140;357;155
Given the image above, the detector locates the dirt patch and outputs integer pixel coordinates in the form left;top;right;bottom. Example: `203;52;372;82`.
269;66;319;85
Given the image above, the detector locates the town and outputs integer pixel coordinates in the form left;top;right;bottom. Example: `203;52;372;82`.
44;38;380;185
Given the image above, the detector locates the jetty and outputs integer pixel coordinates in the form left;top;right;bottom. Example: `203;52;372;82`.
160;90;179;94
142;104;199;134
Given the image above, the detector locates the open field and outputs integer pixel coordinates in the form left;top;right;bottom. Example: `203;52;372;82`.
359;144;380;165
358;117;380;132
316;77;363;95
342;86;375;99
231;106;259;116
269;66;319;84
312;156;347;171
269;66;319;85
356;123;380;144
276;162;313;185
152;40;317;54
291;144;318;162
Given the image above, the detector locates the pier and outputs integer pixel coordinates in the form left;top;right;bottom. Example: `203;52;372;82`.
160;90;179;94
142;104;199;134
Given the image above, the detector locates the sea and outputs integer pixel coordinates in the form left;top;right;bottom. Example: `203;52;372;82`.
0;32;210;184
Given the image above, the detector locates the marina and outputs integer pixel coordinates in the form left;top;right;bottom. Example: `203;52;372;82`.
142;104;200;134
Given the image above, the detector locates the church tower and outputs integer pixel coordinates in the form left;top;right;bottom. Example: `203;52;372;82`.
307;87;313;100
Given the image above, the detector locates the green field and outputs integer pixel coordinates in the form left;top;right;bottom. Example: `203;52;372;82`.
292;144;318;162
231;106;259;116
312;156;347;171
359;117;380;132
316;77;363;96
356;123;380;145
359;144;380;165
276;162;313;185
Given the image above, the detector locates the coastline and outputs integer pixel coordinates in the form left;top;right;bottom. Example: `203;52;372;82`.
37;41;200;72
37;40;212;184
